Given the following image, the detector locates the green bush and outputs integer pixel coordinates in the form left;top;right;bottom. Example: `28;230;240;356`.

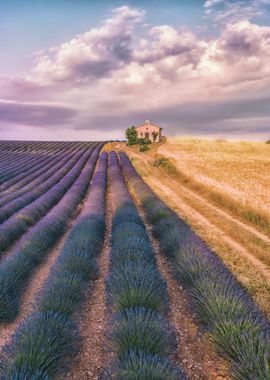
126;126;138;146
110;308;171;357
153;157;168;167
153;157;177;175
139;138;152;145
140;145;150;152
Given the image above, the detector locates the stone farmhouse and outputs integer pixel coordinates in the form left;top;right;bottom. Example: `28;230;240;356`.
135;120;163;143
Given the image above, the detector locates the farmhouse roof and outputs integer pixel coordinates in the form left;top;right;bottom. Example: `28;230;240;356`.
136;120;163;130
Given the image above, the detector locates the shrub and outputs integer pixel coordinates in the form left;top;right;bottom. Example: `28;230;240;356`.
107;261;168;313
1;311;79;379
110;308;172;357
153;157;177;175
139;138;152;145
153;157;169;167
140;145;150;152
39;273;86;317
126;126;138;146
111;242;156;266
114;350;182;380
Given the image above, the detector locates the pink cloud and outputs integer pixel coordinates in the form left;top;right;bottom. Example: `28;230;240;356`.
30;6;144;85
1;6;270;140
204;0;270;24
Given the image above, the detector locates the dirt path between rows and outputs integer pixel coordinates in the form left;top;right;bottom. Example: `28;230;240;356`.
61;181;113;380
126;180;231;380
0;229;70;352
150;176;270;285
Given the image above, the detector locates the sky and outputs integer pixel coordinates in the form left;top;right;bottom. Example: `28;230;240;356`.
1;0;270;141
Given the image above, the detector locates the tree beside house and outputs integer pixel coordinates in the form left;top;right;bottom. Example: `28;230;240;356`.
125;120;163;145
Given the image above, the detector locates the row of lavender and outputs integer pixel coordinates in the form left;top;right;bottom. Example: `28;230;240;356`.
0;141;83;162
0;141;63;181
0;152;108;378
0;140;80;155
0;140;58;155
0;144;97;256
106;152;185;379
0;143;83;206
0;141;87;194
0;144;89;223
120;151;270;380
0;152;54;185
0;141;90;189
0;144;104;322
0;141;71;169
0;141;56;168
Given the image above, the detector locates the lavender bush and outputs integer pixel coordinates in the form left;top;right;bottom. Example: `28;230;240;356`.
0;146;90;222
0;144;103;322
0;144;98;255
0;151;108;378
119;151;270;380
106;152;184;379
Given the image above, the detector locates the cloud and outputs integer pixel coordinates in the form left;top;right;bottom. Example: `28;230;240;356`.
73;95;270;129
204;0;270;24
1;5;270;141
204;0;224;9
0;100;77;126
133;26;206;70
30;6;144;85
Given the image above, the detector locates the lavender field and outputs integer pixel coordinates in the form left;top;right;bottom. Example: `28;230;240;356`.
0;141;269;380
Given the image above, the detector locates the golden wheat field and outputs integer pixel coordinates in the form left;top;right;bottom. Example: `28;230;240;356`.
159;138;270;216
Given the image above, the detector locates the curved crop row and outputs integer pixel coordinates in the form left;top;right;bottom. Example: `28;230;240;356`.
0;141;63;162
0;142;89;193
0;141;84;173
0;152;65;196
119;151;270;380
0;151;33;170
0;153;47;182
0;141;84;196
0;142;51;167
0;145;80;205
0;145;89;223
0;152;108;379
0;151;54;185
0;141;86;186
0;141;53;155
106;152;184;379
0;144;104;322
0;144;97;255
0;140;80;155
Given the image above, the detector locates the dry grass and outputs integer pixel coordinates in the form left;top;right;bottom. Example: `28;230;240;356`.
158;138;270;235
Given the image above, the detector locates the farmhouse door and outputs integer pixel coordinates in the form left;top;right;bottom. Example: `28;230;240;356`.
145;132;149;139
